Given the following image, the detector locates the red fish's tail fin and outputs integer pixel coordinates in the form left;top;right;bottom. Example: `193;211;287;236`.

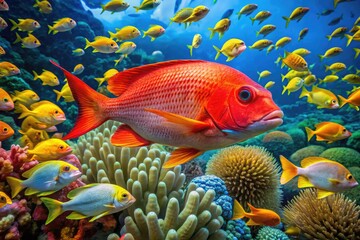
50;60;110;140
232;199;247;220
279;155;298;184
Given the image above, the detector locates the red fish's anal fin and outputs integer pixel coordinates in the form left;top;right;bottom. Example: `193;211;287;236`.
162;148;203;168
145;108;211;133
50;60;110;140
111;124;152;147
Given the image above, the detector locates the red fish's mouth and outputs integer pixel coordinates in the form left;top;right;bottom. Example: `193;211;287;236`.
247;110;284;133
261;110;284;123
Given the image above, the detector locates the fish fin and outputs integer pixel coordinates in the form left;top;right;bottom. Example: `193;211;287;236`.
354;48;360;59
318;54;324;62
345;34;352;47
37;190;57;197
226;56;234;62
111;124;151;147
297;176;314;188
50;60;110;140
300;157;334;168
162;148;203;168
282;16;290;28
213;45;221;60
108;60;206;96
247;202;260;213
100;4;105;14
305;127;314;141
337;95;348;108
231;199;246;220
150;37;156;42
299;86;309;99
317;189;335;199
145;108;211;133
53;90;62;102
13;32;22;44
281;85;287;95
281;74;285;82
6;177;25;198
208;28;215;39
84;38;91;49
315;135;326;141
9;19;18;31
67;184;99;199
246;219;259;226
89;211;110;222
328;178;341;185
66;211;88;220
17;104;32;119
250;17;255;25
133;6;140;12
279;155;298;184
41;197;64;225
104;204;115;208
314;122;332;129
187;45;193;57
25;188;41;196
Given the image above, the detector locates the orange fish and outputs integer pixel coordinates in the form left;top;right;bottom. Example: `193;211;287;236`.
280;155;358;199
338;88;360;111
0;88;14;111
232;200;281;226
0;121;14;141
51;60;283;168
305;121;351;143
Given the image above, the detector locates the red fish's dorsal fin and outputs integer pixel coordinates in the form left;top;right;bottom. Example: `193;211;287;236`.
247;203;260;213
314;122;332;129
300;157;334;168
107;60;206;96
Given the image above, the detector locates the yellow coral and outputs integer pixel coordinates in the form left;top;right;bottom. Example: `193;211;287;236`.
206;145;282;213
283;189;360;239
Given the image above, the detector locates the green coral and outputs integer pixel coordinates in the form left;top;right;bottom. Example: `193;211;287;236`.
289;145;326;164
319;147;360;168
347;130;360;152
286;128;306;150
255;227;289;240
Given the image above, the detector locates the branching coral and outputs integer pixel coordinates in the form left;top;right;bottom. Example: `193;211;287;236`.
206;146;282;214
255;227;289;240
283;189;360;240
124;185;226;240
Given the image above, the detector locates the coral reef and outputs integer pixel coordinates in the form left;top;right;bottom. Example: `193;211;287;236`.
255;227;289;240
289;145;326;163
347;130;360;152
124;185;226;240
182;161;204;185
283;189;360;239
319;147;360;168
206;146;282;214
286;128;306;149
224;219;252;240
261;131;294;157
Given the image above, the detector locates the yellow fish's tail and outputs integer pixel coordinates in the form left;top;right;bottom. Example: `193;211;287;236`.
281;74;286;82
305;127;315;141
13;32;22;44
9;19;18;31
6;177;25;198
282;16;290;28
142;30;147;38
108;31;116;40
53;89;62;102
354;48;360;59
279;155;298;184
94;77;104;87
326;35;332;41
32;70;39;80
213;45;221;60
33;0;40;7
249;17;256;25
231;199;246;220
299;86;309;99
281;85;287;95
18;103;32;119
257;71;261;81
84;38;91;49
337;95;349;108
324;65;330;72
48;25;54;35
41;197;64;225
100;4;106;14
187;45;193;57
318;78;324;85
318;54;324;62
256;31;260;37
208;28;215;39
345;34;353;47
133;6;140;13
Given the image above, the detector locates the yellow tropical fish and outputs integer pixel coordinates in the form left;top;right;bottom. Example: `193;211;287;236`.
0;88;14;111
299;86;339;109
256;24;276;37
0;192;12;208
213;38;246;62
281;70;310;82
257;70;271;81
142;25;165;41
264;81;275;89
304;74;317;86
33;69;59;86
72;64;84;75
318;47;343;61
281;51;308;72
170;8;193;26
338;87;360;111
325;62;346;74
48;18;76;35
0;17;8;31
9;18;41;32
208;18;231;40
11;90;39;107
275;37;291;50
13;33;41;48
18;100;66;125
0;121;14;141
280;155;358;199
101;0;129;14
33;0;52;14
298;27;309;41
266;45;275;55
187;33;202;56
237;4;258;20
0;46;5;55
292;48;311;56
250;11;271;25
108;26;141;42
116;41;136;57
319;75;339;84
20;116;54;132
354;48;360;59
85;36;119;53
183;5;210;24
94;69;119;87
326;27;347;40
345;29;360;46
342;74;360;84
72;48;85;56
249;39;272;51
19;127;49;146
41;183;135;224
133;0;161;12
53;83;74;102
0;61;20;78
282;7;310;28
27;138;72;161
305;121;351;143
282;77;304;95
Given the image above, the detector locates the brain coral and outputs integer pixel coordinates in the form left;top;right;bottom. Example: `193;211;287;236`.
206;146;282;214
283;189;360;239
290;145;326;164
261;131;294;156
347;130;360;152
319;147;360;168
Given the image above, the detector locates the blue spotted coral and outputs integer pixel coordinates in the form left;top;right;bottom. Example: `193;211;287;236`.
224;219;252;240
255;227;289;240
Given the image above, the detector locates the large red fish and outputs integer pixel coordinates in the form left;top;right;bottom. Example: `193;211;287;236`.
51;60;283;168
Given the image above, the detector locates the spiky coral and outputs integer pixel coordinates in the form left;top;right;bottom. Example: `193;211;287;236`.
283;189;360;239
206;146;282;213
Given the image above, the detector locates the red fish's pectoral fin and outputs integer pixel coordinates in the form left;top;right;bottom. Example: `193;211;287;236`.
317;189;335;199
246;219;259;226
145;108;211;133
298;176;314;188
162;148;203;168
111;125;152;147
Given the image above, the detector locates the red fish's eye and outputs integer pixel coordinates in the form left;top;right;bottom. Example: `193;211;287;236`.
238;88;253;103
59;145;64;149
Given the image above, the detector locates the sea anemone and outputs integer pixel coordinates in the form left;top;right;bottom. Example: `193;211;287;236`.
283;189;360;239
206;146;282;214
